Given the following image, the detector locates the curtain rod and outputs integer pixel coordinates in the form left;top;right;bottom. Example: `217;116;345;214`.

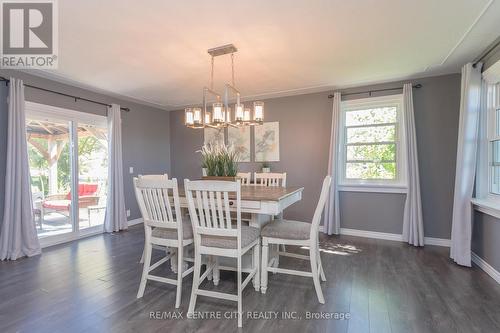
473;37;500;67
0;76;130;112
328;83;422;99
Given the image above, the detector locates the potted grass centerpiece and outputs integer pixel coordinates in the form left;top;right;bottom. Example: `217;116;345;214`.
199;143;240;181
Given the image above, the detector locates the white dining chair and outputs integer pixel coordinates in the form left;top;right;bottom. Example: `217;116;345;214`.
260;176;331;304
134;175;194;308
237;172;251;185
138;173;169;179
254;172;286;187
254;172;287;254
138;174;170;264
184;179;260;328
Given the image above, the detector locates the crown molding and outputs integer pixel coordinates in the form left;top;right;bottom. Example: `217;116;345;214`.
16;67;460;112
166;70;461;111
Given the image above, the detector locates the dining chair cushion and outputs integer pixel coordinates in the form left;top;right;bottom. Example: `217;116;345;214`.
201;226;260;249
152;219;193;240
261;219;311;240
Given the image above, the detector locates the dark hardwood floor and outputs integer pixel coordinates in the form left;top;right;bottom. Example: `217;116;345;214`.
1;225;500;333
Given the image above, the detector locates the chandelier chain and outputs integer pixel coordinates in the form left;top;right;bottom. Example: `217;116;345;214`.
231;53;235;86
210;56;214;90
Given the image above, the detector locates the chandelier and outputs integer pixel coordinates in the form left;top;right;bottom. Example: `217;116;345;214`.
185;44;264;129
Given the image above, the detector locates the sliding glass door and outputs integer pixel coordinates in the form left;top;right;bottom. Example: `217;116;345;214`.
77;122;108;231
25;102;108;245
27;118;73;238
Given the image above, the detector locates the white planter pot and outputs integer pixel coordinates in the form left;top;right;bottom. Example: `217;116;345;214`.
202;168;207;176
262;167;271;173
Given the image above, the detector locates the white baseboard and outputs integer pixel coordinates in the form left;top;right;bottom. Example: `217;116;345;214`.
320;227;451;247
128;218;143;226
424;237;451;247
472;252;500;284
340;228;404;242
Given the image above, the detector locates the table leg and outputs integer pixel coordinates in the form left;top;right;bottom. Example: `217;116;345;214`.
170;247;189;273
248;213;281;275
248;213;272;229
170;248;178;273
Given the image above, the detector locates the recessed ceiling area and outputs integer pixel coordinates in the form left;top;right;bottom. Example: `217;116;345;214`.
32;0;500;110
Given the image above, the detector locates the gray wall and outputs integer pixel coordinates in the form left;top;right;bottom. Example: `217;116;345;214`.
170;73;461;239
0;69;171;222
339;192;406;234
472;212;500;272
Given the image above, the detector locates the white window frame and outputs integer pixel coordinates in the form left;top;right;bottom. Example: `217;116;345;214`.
25;101;108;248
472;64;500;218
338;94;407;193
486;84;500;200
25;102;107;127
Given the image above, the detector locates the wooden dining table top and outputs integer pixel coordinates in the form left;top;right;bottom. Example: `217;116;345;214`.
177;185;304;202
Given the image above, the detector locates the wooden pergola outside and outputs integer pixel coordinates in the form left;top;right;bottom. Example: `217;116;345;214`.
26;120;107;195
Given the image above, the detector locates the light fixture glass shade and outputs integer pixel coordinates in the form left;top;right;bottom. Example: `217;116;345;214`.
235;103;244;122
193;107;202;125
185;108;194;126
243;107;252;122
205;111;212;125
253;101;264;122
213;102;224;123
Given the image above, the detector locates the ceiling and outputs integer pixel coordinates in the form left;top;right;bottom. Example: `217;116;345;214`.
30;0;500;110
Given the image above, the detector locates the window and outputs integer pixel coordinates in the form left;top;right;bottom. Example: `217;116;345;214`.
488;84;500;195
339;95;406;189
472;68;500;215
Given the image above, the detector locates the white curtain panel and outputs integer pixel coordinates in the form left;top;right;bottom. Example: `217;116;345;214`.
402;83;425;246
0;78;41;260
323;92;341;235
104;104;128;233
450;63;483;267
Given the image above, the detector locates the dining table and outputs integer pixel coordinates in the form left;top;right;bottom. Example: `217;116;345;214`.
177;185;304;227
170;185;305;278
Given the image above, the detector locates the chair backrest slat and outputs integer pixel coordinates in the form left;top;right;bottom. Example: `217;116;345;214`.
254;172;286;187
133;175;185;240
202;191;212;228
223;191;232;229
195;190;205;228
156;189;167;220
146;189;159;221
163;188;174;222
152;188;164;220
185;180;241;242
208;191;218;228
215;191;224;228
141;188;153;220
